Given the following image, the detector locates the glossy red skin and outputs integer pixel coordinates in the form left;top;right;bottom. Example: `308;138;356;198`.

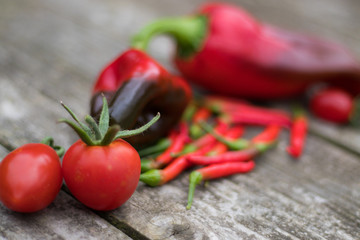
310;88;353;123
62;139;141;211
93;49;168;94
0;144;62;213
287;116;308;158
175;3;360;99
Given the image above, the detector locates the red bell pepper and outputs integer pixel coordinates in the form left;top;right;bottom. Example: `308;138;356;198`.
132;3;360;99
204;96;291;128
90;49;192;146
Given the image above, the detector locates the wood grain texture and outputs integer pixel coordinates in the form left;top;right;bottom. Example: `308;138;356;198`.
113;133;360;239
0;0;360;239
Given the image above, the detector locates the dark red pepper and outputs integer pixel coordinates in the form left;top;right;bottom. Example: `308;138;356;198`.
90;49;192;146
132;3;360;99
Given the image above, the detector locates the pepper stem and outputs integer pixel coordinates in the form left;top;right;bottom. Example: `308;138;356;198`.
171;144;198;157
138;138;172;157
186;171;203;210
132;15;207;58
254;141;278;153
350;95;360;127
139;169;162;187
291;104;306;119
115;113;160;139
140;158;157;173
200;121;249;150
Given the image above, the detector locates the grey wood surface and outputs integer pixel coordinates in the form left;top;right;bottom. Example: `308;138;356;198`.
0;0;359;239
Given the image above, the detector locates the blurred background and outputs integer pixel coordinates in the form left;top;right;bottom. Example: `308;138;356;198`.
2;0;359;78
1;0;360;145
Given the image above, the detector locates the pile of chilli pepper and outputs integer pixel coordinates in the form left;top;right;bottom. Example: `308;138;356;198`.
87;2;360;209
137;95;307;209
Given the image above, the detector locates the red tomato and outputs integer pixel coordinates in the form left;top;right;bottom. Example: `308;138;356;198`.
62;139;141;211
0;144;63;213
310;88;353;123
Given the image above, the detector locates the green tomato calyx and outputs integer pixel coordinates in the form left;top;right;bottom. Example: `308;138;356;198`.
40;137;65;157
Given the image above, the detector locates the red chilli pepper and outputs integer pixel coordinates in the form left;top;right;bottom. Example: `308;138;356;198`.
199;121;250;150
176;120;228;156
139;141;217;186
221;111;291;128
186;161;255;209
251;125;281;143
204;96;291;127
90;49;192;146
140;128;178;172
187;125;280;165
190;107;212;138
187;148;257;166
141;122;189;171
206;125;244;156
132;3;360;99
287;108;308;158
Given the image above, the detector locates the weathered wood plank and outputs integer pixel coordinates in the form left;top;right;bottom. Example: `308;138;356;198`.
1;0;360;239
111;133;360;239
0;146;131;240
0;191;132;240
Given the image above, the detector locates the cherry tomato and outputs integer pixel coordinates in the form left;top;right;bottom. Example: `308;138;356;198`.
0;143;63;213
62;139;141;211
310;88;353;123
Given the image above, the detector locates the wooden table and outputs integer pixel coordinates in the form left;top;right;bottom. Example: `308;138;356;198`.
1;0;359;239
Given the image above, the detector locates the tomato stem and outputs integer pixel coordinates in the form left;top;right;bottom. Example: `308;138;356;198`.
100;125;121;146
85;115;102;140
60;96;160;146
115;113;160;139
40;137;65;157
60;101;93;136
98;93;110;136
58;118;95;146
